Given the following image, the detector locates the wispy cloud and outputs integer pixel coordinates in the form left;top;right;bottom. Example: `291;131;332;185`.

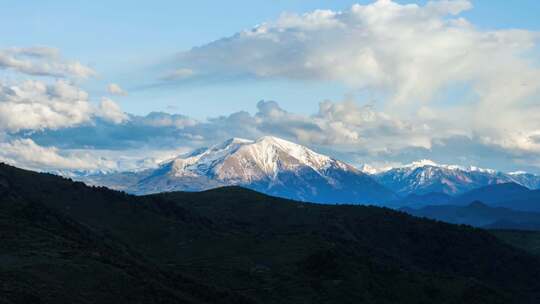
107;83;128;96
0;46;96;78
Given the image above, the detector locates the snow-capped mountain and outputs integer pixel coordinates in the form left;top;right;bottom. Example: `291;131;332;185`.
85;136;397;204
371;159;540;196
507;171;540;190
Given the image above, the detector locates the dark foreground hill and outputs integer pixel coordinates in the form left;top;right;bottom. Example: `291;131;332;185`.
1;163;540;303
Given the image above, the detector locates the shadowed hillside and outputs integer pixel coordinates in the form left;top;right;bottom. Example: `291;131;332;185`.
1;163;540;303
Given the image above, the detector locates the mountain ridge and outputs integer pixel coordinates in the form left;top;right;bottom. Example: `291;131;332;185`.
73;138;540;204
83;136;397;204
372;160;540;196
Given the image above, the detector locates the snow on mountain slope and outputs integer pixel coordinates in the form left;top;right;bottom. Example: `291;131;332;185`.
507;171;540;190
77;143;540;203
372;159;540;196
84;136;397;204
169;136;344;182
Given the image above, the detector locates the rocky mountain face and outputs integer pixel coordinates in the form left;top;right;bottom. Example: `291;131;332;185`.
85;136;397;204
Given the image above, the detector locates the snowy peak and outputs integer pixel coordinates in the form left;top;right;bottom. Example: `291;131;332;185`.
250;136;336;171
166;136;350;183
399;159;496;174
114;135;397;203
75;136;396;203
404;159;440;169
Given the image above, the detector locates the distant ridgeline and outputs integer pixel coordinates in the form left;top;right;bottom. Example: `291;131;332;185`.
1;162;540;303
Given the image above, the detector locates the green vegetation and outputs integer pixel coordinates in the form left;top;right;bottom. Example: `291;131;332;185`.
1;163;540;303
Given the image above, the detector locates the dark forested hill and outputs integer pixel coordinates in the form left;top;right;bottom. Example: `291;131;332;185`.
1;163;540;303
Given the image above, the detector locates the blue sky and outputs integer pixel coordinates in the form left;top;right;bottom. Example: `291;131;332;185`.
1;1;540;173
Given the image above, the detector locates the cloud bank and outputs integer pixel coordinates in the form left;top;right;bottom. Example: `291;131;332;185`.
0;44;128;172
21;98;540;173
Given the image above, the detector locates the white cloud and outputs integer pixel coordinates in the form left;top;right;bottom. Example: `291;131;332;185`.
173;0;539;105
0;138;117;171
0;46;96;78
98;98;129;124
168;0;540;156
17;98;540;173
107;83;127;96
0;45;130;172
0;80;94;131
0;80;127;132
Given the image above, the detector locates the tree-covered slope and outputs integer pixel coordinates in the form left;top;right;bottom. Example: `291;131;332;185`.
1;163;540;303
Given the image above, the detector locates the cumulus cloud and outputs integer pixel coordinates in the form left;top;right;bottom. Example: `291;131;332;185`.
0;45;130;172
107;83;127;96
0;138;117;172
0;80;127;132
98;98;129;124
0;46;96;78
208;100;436;151
22;99;447;155
167;0;540;156
171;0;538;104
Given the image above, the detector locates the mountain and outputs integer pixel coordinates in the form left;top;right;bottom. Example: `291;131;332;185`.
402;201;540;230
85;136;397;204
372;159;540;196
387;191;454;208
453;183;532;205
508;171;540;189
2;162;540;303
452;183;540;212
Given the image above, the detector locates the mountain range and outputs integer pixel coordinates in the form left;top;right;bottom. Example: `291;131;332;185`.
78;136;540;205
2;162;540;303
83;136;397;204
371;159;540;196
